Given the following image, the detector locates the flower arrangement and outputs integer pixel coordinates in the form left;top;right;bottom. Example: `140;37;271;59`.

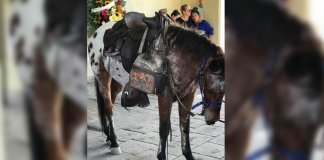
87;0;126;37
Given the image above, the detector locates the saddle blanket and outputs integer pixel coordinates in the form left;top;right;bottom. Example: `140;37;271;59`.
104;55;129;86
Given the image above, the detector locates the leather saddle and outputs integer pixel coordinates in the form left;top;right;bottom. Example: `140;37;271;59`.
103;11;170;107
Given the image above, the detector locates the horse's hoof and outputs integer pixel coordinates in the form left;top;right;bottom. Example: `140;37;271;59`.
110;147;121;155
106;140;111;146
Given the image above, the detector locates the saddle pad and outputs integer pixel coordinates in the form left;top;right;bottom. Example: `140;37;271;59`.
104;55;129;86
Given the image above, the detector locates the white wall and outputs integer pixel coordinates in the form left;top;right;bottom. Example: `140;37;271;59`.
125;0;181;17
308;0;324;45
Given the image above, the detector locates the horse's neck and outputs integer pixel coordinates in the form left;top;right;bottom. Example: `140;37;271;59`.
166;48;201;96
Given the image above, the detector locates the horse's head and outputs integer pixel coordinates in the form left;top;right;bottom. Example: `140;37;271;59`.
263;48;323;156
121;83;150;108
200;52;225;125
269;49;323;126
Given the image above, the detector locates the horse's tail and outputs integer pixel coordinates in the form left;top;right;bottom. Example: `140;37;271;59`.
94;78;109;136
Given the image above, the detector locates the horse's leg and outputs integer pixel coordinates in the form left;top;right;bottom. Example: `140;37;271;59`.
226;127;252;160
110;78;123;104
97;71;121;154
25;94;46;160
157;86;173;160
31;84;66;160
61;96;86;153
95;78;110;139
178;93;195;160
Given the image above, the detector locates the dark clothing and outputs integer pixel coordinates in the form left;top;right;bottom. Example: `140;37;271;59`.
197;20;214;38
176;17;197;29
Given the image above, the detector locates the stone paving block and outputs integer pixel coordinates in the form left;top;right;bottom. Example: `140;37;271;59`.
173;153;221;160
115;129;145;142
136;149;177;160
209;134;224;146
119;140;158;155
132;131;160;145
173;132;214;147
190;118;207;129
87;130;103;140
87;136;109;151
123;122;159;134
191;125;224;137
88;147;135;160
192;142;224;159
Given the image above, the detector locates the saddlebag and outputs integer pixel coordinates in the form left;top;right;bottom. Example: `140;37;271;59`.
129;54;167;94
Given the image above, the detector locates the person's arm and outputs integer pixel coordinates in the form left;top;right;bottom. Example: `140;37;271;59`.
204;20;214;37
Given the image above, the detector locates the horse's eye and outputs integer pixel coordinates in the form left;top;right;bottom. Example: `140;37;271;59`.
209;60;220;72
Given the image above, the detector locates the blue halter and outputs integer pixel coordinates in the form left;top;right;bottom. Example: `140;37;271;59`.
192;58;222;110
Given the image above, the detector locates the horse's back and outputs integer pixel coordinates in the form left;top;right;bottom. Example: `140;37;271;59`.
88;21;130;86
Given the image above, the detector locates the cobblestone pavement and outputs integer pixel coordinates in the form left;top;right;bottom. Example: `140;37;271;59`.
87;77;225;160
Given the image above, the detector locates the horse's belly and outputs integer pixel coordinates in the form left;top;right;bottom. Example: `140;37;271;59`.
104;56;129;86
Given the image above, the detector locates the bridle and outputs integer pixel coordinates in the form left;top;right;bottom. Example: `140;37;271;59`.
247;48;314;160
192;58;223;112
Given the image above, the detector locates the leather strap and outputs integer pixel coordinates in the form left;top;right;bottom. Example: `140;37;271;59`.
137;28;148;54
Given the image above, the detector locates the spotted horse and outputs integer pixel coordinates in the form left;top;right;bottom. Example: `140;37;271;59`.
88;11;225;159
8;0;87;159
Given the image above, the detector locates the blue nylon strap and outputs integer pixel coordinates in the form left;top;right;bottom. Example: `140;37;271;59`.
192;58;222;110
207;101;222;110
192;101;204;110
279;147;310;160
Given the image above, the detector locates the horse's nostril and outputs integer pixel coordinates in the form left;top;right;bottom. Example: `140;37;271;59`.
206;121;215;125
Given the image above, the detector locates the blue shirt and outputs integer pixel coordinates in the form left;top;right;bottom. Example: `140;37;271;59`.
197;20;214;38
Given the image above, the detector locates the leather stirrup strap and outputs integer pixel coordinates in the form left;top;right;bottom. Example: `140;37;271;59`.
137;28;148;54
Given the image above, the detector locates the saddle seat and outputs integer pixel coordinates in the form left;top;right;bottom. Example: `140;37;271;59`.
124;12;147;31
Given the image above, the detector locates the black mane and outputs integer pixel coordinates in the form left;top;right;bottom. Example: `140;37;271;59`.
165;26;223;59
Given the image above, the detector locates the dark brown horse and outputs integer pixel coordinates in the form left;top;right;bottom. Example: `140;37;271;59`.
225;0;324;159
89;12;225;159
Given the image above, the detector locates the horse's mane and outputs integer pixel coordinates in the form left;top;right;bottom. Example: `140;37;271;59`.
165;25;223;59
225;0;319;49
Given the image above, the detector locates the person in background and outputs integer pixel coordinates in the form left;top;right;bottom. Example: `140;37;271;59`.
196;0;204;19
176;4;197;28
170;10;180;23
191;9;214;39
